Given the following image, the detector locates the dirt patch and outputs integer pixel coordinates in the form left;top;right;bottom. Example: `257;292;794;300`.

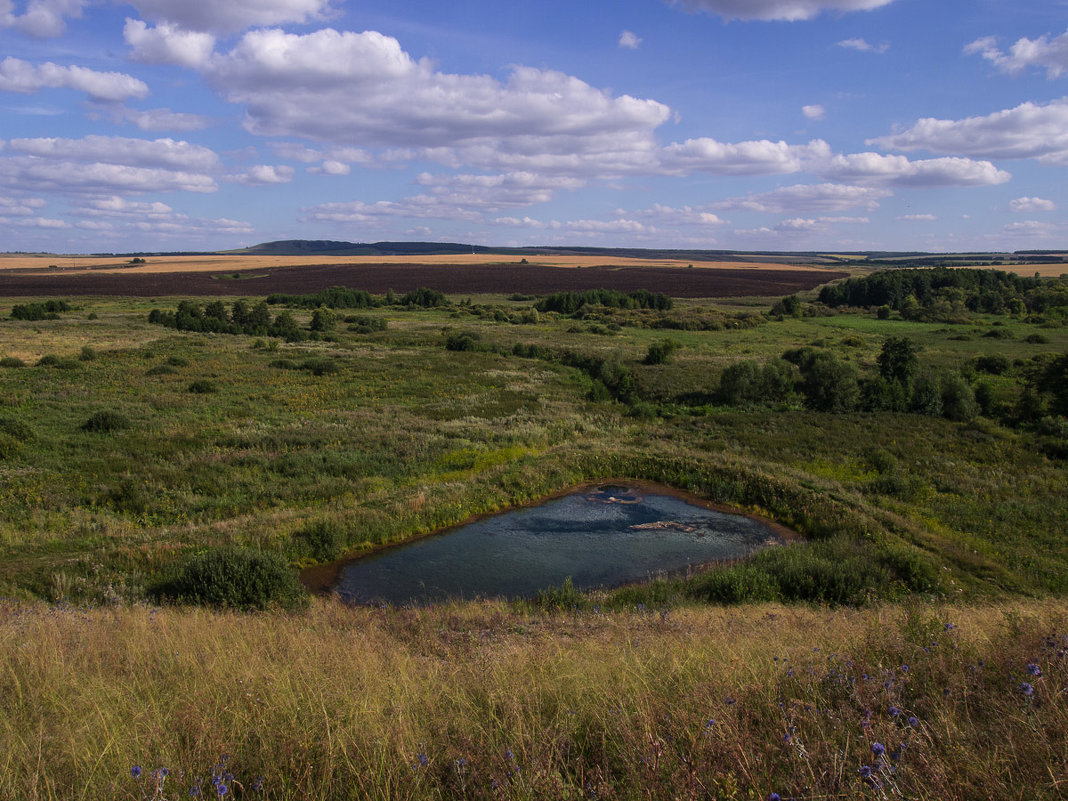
0;261;846;298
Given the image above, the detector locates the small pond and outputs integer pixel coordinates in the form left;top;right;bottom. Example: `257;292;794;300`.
329;483;787;605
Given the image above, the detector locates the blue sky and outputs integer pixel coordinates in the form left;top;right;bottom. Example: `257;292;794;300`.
1;0;1066;253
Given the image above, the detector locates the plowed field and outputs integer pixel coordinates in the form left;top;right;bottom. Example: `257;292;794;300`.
0;261;846;298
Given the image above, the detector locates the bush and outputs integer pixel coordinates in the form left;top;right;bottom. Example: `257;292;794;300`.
81;410;129;433
146;364;177;376
188;379;217;394
643;339;679;365
79;345;97;361
300;358;339;376
0;357;25;368
800;353;860;413
445;333;479;352
294;521;345;562
151;546;307;610
0;418;35;442
973;354;1011;375
166;356;189;367
1024;333;1050;344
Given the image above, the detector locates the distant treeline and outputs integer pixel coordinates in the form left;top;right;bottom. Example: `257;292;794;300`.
148;300;310;341
534;289;672;315
818;268;1067;317
265;286;448;309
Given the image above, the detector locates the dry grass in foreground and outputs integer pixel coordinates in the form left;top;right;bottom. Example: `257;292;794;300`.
0;598;1065;800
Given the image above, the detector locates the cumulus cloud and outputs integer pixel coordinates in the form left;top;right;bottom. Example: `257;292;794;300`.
1010;196;1056;212
0;57;149;102
230;164;295;184
0;135;221;195
308;159;350;176
897;213;938;221
0;195;47;216
5;135;220;170
668;0;894;22
965;31;1068;79
627;203;725;226
618;30;642;49
125;0;331;34
714;182;891;213
124;19;216;68
1;0;87;37
802;104;825;120
660;137;827;175
202;28;670;177
869;97;1068;164
837;37;889;53
305;197;483;224
118;106;211;131
413;171;584;208
814;152;1011;186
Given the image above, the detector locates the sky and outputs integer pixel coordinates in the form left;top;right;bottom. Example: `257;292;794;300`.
1;0;1067;254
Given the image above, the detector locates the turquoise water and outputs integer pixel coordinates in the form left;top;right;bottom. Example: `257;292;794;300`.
335;484;783;605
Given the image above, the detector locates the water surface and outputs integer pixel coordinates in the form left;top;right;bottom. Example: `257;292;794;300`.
334;483;783;605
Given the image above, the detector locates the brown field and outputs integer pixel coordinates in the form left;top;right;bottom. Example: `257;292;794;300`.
0;253;827;275
0;259;848;298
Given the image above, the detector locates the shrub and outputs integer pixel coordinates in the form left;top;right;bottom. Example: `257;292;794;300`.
300;358;338;376
188;379;217;394
145;364;177;376
79;345;97;361
0;418;35;442
1024;333;1050;344
166;356;189;367
800;353;860;413
0;357;25;368
294;521;345;562
81;410;129;433
941;373;979;422
643;339;679;365
151;546;307;610
445;333;479;352
973;354;1011;375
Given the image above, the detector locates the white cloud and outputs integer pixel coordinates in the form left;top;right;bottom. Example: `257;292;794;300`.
618;30;642;49
231;164;295;184
814;152;1011;186
5;135;220;170
305;197;483;224
1010;196;1056;212
124;19;216;68
629;203;725;226
0;195;46;216
715;183;891;213
204;28;670;178
669;0;894;22
802;104;825;120
1002;220;1058;236
0;135;221;195
897;213;938;221
125;0;331;34
837;37;889;53
1;0;87;37
868;97;1068;164
0;57;149;102
413;171;584;208
118;106;210;131
0;214;70;228
965;31;1068;79
308;160;350;176
660;137;827;175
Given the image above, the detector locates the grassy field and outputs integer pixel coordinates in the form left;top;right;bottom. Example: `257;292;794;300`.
0;284;1066;798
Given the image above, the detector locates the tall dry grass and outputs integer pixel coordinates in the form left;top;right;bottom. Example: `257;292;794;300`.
0;598;1065;799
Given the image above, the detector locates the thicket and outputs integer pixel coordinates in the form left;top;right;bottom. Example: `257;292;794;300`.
266;287;376;309
148;300;314;342
535;288;672;315
10;300;71;320
150;546;308;611
818;268;1068;319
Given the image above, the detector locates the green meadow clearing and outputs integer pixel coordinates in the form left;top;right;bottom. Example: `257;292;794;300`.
0;276;1066;799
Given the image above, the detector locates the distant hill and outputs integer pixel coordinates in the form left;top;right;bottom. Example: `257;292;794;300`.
228;240;502;257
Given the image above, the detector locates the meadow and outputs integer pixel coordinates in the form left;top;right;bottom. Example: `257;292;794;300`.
0;276;1066;798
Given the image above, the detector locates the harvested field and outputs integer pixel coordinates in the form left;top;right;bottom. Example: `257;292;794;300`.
0;261;847;298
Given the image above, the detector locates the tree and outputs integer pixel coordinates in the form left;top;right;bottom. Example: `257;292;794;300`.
801;354;860;413
878;336;919;386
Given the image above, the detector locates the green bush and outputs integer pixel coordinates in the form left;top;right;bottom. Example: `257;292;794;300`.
295;521;345;562
146;364;177;376
0;357;25;368
166;356;189;367
1024;333;1050;344
151;546;307;610
79;345;97;361
0;418;35;442
445;333;479;352
300;357;338;376
188;379;217;394
81;410;130;433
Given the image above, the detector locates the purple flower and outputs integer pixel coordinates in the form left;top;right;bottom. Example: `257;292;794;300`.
859;765;872;779
1027;662;1041;677
417;753;429;767
908;715;919;727
769;794;781;801
872;742;886;757
888;706;901;717
131;766;142;779
1019;682;1034;696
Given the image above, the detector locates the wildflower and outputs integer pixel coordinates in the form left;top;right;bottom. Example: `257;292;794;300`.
888;706;901;717
1019;682;1034;696
704;719;716;729
417;753;429;767
1027;662;1041;677
725;696;736;705
871;742;886;758
216;785;228;797
908;715;919;727
190;786;201;797
131;766;142;779
859;765;872;779
770;794;781;801
251;776;264;792
901;664;909;673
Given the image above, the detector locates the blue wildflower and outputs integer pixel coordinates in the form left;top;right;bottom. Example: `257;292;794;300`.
1019;682;1034;696
190;786;200;797
871;742;886;757
859;765;872;779
888;706;901;717
131;766;142;779
908;715;919;727
1027;662;1041;677
769;794;781;801
417;753;429;767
